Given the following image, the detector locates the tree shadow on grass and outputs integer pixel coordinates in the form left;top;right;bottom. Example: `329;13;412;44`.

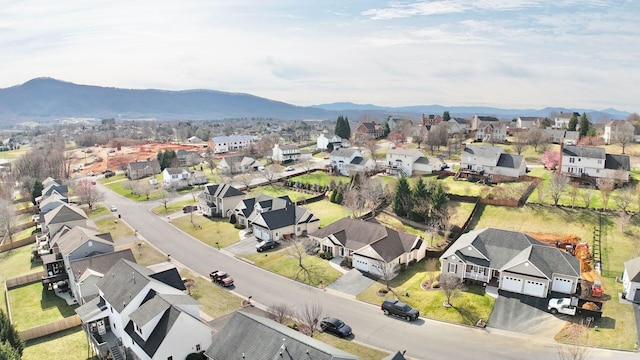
452;305;480;326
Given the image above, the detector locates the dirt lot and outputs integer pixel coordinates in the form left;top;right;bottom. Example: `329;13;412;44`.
67;139;206;177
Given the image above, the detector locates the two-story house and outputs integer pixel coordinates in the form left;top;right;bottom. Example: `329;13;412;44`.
233;195;320;241
476;123;507;143
75;259;212;360
176;149;202;166
560;145;630;185
69;249;136;304
127;160;161;180
516;116;541;129
470;115;499;131
162;167;191;187
422;114;442;127
459;144;527;182
553;111;580;130
446;118;470;135
272;144;301;163
603;120;635;145
353;121;383;142
309;218;427;277
198;184;245;217
384;148;442;177
209;135;253;154
316;133;344;151
541;129;579;145
329;148;375;176
440;228;580;298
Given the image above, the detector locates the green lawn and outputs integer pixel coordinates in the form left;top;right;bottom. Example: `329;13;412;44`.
0;245;43;313
356;259;495;326
116;240;170;267
8;282;78;331
247;185;315;202
99;173;127;184
86;205;109;219
302;200;351;227
151;199;197;215
22;326;92;360
0;148;28;160
314;333;390;359
244;248;342;287
290;171;349;187
171;215;240;249
95;217;135;240
180;270;242;319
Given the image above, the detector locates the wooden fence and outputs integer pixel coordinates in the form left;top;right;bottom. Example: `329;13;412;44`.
5;271;46;289
19;315;82;341
0;235;36;252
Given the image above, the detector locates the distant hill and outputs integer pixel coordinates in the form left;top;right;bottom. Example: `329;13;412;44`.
0;78;630;126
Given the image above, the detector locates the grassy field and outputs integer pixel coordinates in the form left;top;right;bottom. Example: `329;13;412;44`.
116;240;169;267
179;270;242;319
0;147;28;160
22;326;93;360
151;198;197;215
356;259;495;326
0;245;43;313
314;333;390;359
171;215;240;249
246;185;315;202
290;171;349;187
98;173;127;184
302;200;352;227
95;217;135;240
244;247;342;287
8;282;79;331
85;205;109;219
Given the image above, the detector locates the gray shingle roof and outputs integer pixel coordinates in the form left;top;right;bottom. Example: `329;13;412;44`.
605;154;631;171
164;167;188;175
624;257;640;282
54;226;113;255
463;145;503;159
331;148;358;158
351;156;365;165
70;249;136;284
128;160;160;171
204;183;244;198
496;154;524;169
562;145;605;159
205;311;358;360
44;204;88;225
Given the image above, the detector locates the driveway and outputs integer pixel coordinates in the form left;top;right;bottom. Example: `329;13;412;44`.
327;269;377;297
225;233;261;256
489;291;566;337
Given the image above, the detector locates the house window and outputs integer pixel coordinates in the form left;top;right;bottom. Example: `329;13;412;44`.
196;344;201;351
448;263;457;273
408;253;412;261
597;159;602;164
569;157;575;163
135;323;142;335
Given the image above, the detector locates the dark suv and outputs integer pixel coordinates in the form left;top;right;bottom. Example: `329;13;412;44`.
381;299;419;321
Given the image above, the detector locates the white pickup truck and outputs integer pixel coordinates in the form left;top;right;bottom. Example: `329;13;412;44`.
548;297;602;319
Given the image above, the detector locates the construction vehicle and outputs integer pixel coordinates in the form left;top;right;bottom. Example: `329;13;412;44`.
548;297;603;319
591;280;603;297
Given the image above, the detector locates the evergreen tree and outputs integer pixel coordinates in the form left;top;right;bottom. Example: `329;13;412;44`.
0;341;20;360
579;112;591;137
568;114;578;131
31;179;43;205
0;309;23;358
393;177;412;217
157;150;177;170
429;180;449;212
540;117;551;129
383;122;391;137
334;116;351;140
335;188;343;204
442;111;451;122
330;189;337;203
410;178;428;221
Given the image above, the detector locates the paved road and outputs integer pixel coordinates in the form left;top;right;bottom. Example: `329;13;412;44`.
98;181;638;360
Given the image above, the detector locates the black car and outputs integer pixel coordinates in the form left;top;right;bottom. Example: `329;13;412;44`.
381;299;420;321
320;317;352;338
103;170;115;178
183;205;198;213
256;240;279;252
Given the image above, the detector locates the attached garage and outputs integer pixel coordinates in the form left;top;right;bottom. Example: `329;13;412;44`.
353;257;369;273
523;280;546;298
501;276;523;293
551;277;574;294
253;227;271;241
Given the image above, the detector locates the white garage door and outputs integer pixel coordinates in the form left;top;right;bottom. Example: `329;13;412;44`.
523;280;546;298
501;276;523;293
369;262;384;277
353;257;369;272
254;228;270;241
551;277;573;294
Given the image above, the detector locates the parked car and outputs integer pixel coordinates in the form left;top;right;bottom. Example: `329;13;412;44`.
183;205;198;213
110;205;118;212
210;270;234;287
285;166;294;171
256;239;279;252
548;297;603;319
381;299;419;321
320;317;352;338
103;170;115;178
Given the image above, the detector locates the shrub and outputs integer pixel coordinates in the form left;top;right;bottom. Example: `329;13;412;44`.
378;288;389;294
432;281;440;288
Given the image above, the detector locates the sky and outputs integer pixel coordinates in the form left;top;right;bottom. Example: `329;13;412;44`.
1;1;638;112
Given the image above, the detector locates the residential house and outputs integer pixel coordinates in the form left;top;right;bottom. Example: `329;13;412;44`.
387;117;414;132
209;135;253;154
603;120;636;145
188;170;209;186
198;184;245;217
475;122;507;143
38;191;68;215
353;121;383;142
541;129;579;144
459;144;527;182
329;148;375;176
446;118;470;135
384;148;443;177
560;145;630;185
161;167;190;187
272;144;301;163
517;116;541;129
42;203;95;238
41;226;114;297
316;133;343;151
233;195;320;241
553;111;580;130
176;149;202;166
36;181;69;205
217;155;261;174
127;160;161;180
622;257;640;303
204;311;358;360
422;114;442;127
440;228;581;298
470;115;499;131
309;218;427;277
75;259;211;360
69;249;136;304
186;136;203;143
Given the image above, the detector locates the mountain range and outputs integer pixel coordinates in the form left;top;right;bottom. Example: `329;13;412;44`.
0;78;630;126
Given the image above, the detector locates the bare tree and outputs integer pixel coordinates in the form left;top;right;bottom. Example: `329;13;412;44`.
299;159;314;175
379;260;400;291
235;172;256;190
203;148;217;173
0;198;16;245
599;182;614;210
138;182;154;201
548;173;569;206
424;258;439;287
262;164;279;184
285;237;319;284
74;178;105;210
157;187;176;213
569;183;580;208
433;204;455;242
512;131;528;155
184;278;196;295
426;123;449;155
123;180;138;195
269;303;294;325
556;321;591;360
365;139;378;161
618;210;632;234
614;122;635;154
297;302;324;336
614;186;634;213
527;129;549;152
581;188;594;209
440;273;466;307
